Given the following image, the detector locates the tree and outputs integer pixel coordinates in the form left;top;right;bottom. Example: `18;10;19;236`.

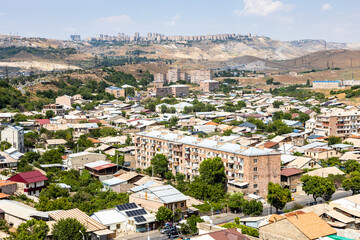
40;149;62;164
0;141;11;151
45;110;55;119
199;157;227;186
161;104;168;114
300;175;335;202
272;101;284;109
344;160;360;173
22;152;41;163
151;154;170;178
52;218;87;240
11;219;49;240
327;136;342;145
342;171;360;195
243;200;263;216
298;112;310;123
228;192;246;211
267;182;291;213
125;135;132;146
223;129;233;136
156;206;173;225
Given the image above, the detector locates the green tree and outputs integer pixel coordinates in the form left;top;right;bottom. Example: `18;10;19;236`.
52;218;87;240
0;141;11;151
22;152;41;164
76;135;94;150
199;157;227;186
11;219;49;240
161;104;168;114
156;206;173;225
272;101;284;109
150;154;170;178
344;160;360;173
327;136;342;145
223;129;233;136
243;200;263;216
267;182;291;213
181;215;204;235
342;171;360;195
45;110;55;119
300;175;335;202
298;112;310;123
125;135;133;145
228;192;246;211
40;149;62;164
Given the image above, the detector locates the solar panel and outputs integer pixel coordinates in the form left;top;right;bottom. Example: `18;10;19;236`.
134;216;146;223
125;208;147;217
116;203;137;211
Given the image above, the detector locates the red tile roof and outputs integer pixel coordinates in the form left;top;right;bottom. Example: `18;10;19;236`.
264;141;278;148
93;163;117;171
208;228;250;240
36;119;50;125
8;170;48;184
281;168;303;177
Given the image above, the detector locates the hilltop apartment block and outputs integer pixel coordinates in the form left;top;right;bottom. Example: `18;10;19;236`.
135;131;281;197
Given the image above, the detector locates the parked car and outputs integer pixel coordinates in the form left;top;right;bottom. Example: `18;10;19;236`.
160;226;175;234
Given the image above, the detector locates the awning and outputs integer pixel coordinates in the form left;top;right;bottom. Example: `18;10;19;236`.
94;229;114;236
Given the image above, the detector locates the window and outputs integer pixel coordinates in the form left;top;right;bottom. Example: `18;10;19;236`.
254;184;258;188
254;167;257;172
254;175;258;180
181;202;184;207
254;159;258;164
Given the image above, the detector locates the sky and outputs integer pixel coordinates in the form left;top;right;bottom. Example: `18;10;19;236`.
0;0;359;42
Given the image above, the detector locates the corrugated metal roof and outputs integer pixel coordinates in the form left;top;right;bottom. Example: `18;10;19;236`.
49;208;107;232
148;185;188;204
91;209;126;226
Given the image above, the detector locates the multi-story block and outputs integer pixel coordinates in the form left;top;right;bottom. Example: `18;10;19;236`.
171;85;189;97
154;73;167;84
105;86;126;98
189;70;213;84
167;69;180;83
1;126;24;153
147;86;172;98
200;80;220;93
314;109;360;137
135;131;281;197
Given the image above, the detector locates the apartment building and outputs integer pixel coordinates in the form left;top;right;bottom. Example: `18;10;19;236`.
147;86;172;98
200;80;220;93
171;85;189;97
154;73;167;84
105;86;126;98
314;109;360;137
1;126;24;153
167;69;180;83
135;131;281;197
190;70;213;84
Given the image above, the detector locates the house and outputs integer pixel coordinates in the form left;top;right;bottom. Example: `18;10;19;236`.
129;184;189;213
304;147;341;160
240;216;266;229
238;122;257;133
115;202;157;233
259;212;337;240
8;170;48;196
1;125;24;153
65;152;107;170
84;160;118;180
282;119;303;128
305;167;345;178
0;180;17;196
280;168;303;192
284;156;320;170
55;95;74;108
101;177;127;192
49;208;114;239
191;228;250;240
45;139;67;149
91;209;127;237
0;151;19;168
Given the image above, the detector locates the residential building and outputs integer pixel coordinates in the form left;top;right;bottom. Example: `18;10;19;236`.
55;95;74;108
135;130;281;197
49;208;114;239
171;85;189;97
200;80;220;93
189;70;213;84
65;152;107;170
191;228;250;240
314;109;360;137
280;168;303;192
105;86;126;98
41;104;66;116
167;68;180;83
147;86;172;98
154;73;167;84
129;184;188;213
259;212;336;240
8;170;48;196
1;125;24;153
84;160;118;179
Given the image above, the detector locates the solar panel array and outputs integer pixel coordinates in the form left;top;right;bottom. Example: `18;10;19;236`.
116;203;137;211
125;209;147;217
134;216;146;223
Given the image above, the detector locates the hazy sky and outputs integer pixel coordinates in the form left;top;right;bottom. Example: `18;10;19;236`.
0;0;359;42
